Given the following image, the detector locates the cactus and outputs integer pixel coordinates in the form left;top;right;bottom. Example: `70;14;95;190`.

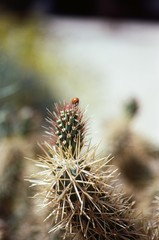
124;98;139;119
45;97;86;158
29;98;152;239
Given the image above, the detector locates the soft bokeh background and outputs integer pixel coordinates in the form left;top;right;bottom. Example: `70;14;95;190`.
0;1;159;239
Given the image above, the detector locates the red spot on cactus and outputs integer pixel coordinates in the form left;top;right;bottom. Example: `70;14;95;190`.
72;97;79;106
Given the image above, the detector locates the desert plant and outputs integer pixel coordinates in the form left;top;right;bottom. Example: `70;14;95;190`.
28;98;153;240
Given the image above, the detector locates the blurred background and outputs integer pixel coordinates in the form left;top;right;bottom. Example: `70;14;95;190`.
0;1;159;239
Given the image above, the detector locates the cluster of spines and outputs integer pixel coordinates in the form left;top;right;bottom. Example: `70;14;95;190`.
31;142;147;240
46;98;85;157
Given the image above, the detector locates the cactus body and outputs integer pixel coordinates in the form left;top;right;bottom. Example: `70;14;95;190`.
46;100;86;158
29;98;152;239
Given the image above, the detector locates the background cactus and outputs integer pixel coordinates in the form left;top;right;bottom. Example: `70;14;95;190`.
103;98;159;217
28;98;154;240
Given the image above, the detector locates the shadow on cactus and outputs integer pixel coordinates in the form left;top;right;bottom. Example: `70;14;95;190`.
28;98;151;240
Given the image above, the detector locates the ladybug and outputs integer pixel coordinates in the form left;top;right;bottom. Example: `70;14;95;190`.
72;97;79;106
